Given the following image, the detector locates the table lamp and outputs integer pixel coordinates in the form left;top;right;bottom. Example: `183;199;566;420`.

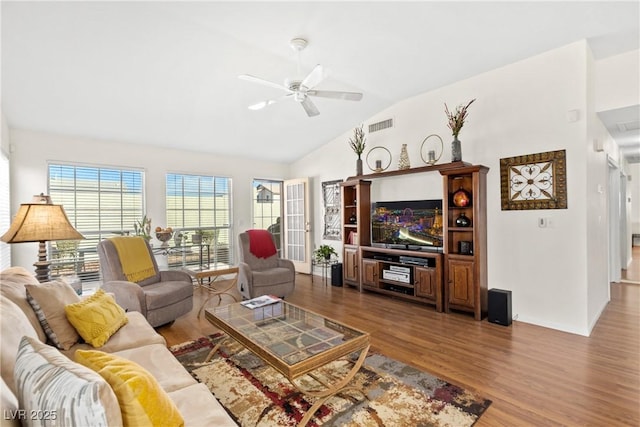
1;193;84;282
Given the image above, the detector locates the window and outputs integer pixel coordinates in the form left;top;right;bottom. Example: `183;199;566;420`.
252;179;283;253
166;173;232;269
0;150;10;270
48;163;145;282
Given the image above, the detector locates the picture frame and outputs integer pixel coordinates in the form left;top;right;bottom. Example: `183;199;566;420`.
500;149;567;210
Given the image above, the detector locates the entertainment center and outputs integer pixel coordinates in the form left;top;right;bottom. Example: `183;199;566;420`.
341;162;488;320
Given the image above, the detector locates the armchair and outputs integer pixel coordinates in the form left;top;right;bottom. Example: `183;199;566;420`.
237;230;295;299
97;237;193;327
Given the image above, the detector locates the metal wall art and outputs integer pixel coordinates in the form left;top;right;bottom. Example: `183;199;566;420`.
500;149;567;210
322;180;342;240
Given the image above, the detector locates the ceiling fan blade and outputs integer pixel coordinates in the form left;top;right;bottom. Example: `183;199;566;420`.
239;74;289;92
300;64;326;90
300;97;320;117
248;99;278;110
247;94;292;111
308;90;363;101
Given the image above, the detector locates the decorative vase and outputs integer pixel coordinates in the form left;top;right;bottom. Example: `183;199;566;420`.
455;212;471;227
451;137;462;162
398;144;410;170
349;213;357;224
452;187;472;207
356;158;363;176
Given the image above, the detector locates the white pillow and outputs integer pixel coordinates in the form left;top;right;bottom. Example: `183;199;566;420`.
13;336;123;427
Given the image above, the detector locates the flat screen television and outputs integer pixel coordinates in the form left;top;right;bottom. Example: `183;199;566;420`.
371;199;443;252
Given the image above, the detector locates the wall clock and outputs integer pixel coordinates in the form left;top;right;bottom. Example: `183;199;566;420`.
500;149;567;210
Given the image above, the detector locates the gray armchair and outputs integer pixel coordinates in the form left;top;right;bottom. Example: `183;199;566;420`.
237;231;295;299
97;237;193;327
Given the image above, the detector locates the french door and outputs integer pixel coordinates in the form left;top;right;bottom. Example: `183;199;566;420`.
283;178;311;274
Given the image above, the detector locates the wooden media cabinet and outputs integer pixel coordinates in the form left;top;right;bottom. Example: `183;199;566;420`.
360;246;443;312
341;162;488;320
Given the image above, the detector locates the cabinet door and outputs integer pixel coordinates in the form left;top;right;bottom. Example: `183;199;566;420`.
447;259;475;308
343;247;359;284
415;267;436;298
361;259;378;288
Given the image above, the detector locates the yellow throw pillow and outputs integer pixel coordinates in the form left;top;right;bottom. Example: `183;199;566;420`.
65;289;128;347
75;350;184;427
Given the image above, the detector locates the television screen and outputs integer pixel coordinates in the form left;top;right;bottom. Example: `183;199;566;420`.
371;200;443;251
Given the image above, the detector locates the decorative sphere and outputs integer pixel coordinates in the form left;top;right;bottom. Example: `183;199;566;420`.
452;188;471;207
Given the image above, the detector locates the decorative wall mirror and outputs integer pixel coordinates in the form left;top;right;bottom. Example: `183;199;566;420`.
322;180;342;240
500;149;567;210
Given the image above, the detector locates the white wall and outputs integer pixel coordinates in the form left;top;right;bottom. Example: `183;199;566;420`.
293;41;607;336
7;129;290;270
595;50;640;112
586;47;613;333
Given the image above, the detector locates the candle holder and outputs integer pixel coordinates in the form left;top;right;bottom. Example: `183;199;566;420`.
420;134;443;165
365;146;392;172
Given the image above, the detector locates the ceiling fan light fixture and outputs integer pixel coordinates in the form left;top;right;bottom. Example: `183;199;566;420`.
239;37;362;117
289;38;308;52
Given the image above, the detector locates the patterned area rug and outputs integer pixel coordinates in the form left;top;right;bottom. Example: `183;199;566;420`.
169;334;491;426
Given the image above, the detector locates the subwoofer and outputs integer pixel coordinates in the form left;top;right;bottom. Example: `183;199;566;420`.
331;263;343;287
488;289;512;326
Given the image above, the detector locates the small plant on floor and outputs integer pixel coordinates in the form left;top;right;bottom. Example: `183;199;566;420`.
313;245;338;262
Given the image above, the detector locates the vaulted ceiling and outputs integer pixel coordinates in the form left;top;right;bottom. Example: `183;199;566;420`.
2;1;639;163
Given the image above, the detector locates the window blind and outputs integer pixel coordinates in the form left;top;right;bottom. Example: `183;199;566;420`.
166;173;233;269
48;163;145;282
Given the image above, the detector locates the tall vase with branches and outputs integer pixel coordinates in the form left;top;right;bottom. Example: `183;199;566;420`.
348;125;366;176
444;98;476;162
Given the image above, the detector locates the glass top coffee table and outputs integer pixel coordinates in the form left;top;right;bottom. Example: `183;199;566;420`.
204;300;370;426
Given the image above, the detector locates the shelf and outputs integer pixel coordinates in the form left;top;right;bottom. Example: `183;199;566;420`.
379;279;414;288
448;227;474;232
347;161;471;180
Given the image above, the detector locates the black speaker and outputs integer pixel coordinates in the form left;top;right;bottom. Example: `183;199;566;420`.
331;263;343;287
488;289;512;326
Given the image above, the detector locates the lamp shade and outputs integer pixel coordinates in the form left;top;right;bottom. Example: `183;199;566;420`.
1;194;84;243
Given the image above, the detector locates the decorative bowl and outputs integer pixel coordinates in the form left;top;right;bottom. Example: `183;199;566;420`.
155;231;173;243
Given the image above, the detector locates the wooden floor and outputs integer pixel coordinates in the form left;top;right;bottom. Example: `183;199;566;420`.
158;275;640;426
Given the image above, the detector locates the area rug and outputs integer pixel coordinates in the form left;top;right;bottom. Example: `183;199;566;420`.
169;334;491;426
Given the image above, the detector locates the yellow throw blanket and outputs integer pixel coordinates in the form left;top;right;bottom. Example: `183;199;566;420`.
109;237;156;283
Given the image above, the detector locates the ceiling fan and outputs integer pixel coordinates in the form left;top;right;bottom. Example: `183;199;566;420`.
239;38;363;117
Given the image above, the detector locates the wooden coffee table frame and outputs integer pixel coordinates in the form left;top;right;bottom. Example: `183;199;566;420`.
183;267;239;317
204;302;370;426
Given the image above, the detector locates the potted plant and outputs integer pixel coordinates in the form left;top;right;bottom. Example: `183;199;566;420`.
444;98;476;162
348;124;366;175
133;215;152;241
313;244;338;262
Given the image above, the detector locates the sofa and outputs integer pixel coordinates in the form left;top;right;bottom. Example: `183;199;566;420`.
0;267;236;427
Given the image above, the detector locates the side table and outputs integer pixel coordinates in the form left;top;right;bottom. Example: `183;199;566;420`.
183;266;239;317
311;259;337;286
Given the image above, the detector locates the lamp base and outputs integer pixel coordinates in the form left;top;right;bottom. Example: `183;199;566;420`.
34;261;51;283
35;241;50;283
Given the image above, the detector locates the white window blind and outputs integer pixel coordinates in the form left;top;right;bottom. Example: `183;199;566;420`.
0;150;10;270
48;163;145;282
166;173;233;269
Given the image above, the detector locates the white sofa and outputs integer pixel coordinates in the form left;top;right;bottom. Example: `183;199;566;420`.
0;267;236;427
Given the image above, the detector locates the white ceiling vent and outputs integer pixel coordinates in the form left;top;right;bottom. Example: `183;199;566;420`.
369;118;393;133
616;120;640;132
